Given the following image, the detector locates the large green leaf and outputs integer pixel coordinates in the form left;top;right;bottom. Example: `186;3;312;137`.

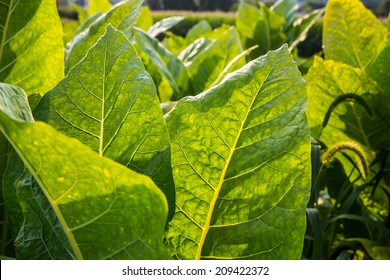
134;28;191;101
35;26;175;220
165;45;311;260
306;56;390;152
0;83;73;259
185;26;245;95
0;0;64;95
0;113;170;260
323;0;386;69
65;0;143;72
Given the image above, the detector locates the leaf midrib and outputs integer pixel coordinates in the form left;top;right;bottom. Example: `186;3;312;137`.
0;0;13;70
194;55;280;260
99;42;107;157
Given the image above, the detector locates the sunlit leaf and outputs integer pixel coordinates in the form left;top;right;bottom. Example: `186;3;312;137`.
323;0;386;69
65;0;143;72
165;45;311;260
0;112;170;260
36;26;175;219
0;0;64;95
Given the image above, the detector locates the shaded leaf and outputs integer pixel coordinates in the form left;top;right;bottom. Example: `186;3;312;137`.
165;45;311;260
134;27;191;101
289;8;324;50
185;26;245;95
0;83;73;259
36;26;175;220
0;113;170;260
306;56;389;152
0;0;64;95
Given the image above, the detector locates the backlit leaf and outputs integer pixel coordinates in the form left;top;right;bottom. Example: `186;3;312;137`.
65;0;143;72
323;0;386;69
306;56;390;152
165;45;311;260
0;113;170;260
36;26;175;219
0;0;64;95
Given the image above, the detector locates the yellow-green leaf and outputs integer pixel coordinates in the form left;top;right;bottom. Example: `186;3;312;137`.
323;0;386;69
0;0;64;95
165;45;311;260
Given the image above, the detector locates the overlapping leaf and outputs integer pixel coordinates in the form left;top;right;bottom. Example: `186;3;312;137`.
306;57;389;151
134;27;191;101
236;2;286;58
36;26;175;219
0;110;170;259
185;26;245;95
0;86;169;259
65;0;143;72
323;0;386;69
0;83;73;259
0;0;64;95
165;45;311;260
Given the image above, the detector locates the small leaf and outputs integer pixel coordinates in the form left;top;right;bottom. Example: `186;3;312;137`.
147;16;184;38
185;26;245;95
134;28;191;101
165;45;311;260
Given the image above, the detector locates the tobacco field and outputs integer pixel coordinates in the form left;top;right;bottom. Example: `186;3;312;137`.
0;0;389;260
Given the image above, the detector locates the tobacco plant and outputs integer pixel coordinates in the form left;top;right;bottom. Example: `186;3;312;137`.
305;0;390;259
0;0;312;259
